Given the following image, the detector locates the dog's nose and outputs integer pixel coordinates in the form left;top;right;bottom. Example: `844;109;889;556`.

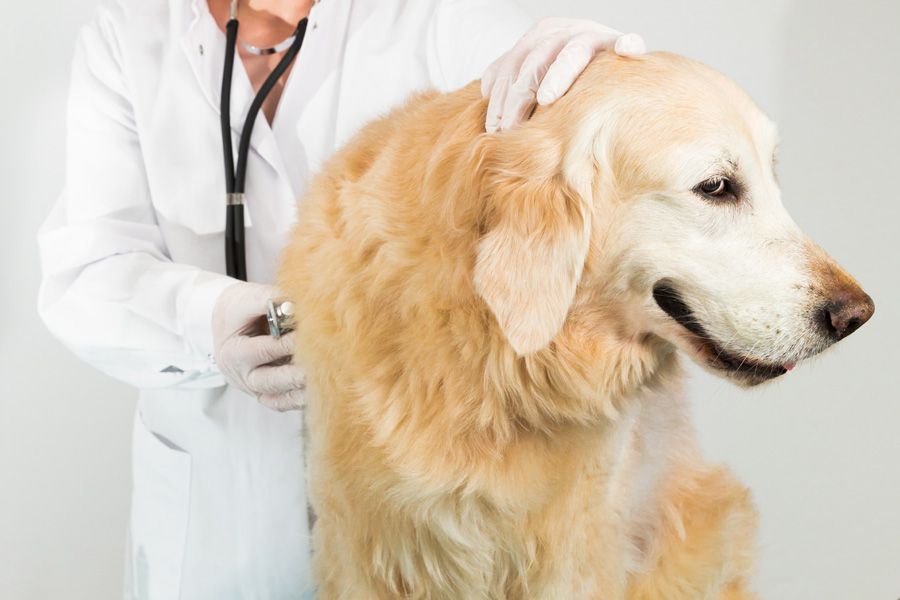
819;290;875;341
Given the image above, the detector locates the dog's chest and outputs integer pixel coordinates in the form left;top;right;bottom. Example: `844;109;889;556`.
418;395;683;598
607;387;691;574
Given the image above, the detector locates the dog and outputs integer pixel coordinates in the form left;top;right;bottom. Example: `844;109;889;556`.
278;51;874;599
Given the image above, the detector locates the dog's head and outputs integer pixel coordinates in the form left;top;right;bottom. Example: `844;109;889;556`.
473;52;873;386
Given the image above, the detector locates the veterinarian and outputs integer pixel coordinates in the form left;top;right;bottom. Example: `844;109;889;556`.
37;0;644;597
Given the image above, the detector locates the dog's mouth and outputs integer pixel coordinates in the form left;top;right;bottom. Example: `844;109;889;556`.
651;283;794;384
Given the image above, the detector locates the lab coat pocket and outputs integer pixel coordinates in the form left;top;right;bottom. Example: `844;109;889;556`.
152;176;254;238
129;411;192;600
152;188;255;269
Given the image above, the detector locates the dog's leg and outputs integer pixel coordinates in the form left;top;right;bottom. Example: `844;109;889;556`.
311;502;386;600
625;466;759;600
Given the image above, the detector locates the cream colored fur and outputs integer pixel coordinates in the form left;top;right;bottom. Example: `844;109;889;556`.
278;52;870;599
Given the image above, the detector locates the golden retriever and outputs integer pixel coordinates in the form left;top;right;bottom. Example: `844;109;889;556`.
278;51;874;599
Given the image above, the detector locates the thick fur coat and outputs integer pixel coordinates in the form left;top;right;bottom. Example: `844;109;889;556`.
278;52;872;599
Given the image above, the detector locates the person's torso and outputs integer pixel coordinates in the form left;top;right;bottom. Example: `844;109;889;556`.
117;0;463;283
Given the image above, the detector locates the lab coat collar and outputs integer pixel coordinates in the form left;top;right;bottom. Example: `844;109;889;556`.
179;0;349;201
179;0;290;175
268;0;353;201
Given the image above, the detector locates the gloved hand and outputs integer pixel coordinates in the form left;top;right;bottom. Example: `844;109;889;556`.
482;18;646;133
211;282;306;412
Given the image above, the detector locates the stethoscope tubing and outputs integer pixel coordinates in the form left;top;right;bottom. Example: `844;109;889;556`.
220;15;308;280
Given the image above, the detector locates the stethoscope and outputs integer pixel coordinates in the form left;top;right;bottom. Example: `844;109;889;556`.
220;0;309;281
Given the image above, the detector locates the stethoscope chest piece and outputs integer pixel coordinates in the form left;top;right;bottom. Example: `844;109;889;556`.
267;298;296;338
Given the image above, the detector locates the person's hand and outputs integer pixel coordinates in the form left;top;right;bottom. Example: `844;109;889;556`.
482;18;646;133
211;282;306;412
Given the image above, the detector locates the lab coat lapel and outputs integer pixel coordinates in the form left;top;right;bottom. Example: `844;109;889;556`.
271;0;354;203
180;0;283;175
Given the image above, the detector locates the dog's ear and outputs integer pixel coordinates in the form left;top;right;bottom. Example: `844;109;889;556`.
471;131;592;356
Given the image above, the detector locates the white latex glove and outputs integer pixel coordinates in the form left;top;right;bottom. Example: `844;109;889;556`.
211;282;306;412
481;18;646;133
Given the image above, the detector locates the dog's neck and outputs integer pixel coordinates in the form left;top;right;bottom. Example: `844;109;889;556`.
448;301;680;451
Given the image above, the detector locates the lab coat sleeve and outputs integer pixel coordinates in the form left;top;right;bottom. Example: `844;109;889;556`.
428;0;534;92
37;7;234;390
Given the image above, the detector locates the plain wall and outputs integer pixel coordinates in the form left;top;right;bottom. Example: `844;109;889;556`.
1;1;897;599
0;2;137;599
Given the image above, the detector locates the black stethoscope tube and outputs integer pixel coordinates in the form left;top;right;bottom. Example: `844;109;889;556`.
220;16;308;280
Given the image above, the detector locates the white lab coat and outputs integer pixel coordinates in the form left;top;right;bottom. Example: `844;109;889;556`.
37;0;531;598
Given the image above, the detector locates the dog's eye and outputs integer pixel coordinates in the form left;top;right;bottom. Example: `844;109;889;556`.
695;177;735;200
700;179;726;195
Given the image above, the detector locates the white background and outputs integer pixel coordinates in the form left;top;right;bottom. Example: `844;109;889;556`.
1;1;898;598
